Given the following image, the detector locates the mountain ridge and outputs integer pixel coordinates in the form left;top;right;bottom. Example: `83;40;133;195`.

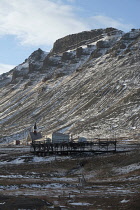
0;28;140;144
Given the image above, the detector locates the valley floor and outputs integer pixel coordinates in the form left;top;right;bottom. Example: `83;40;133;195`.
0;143;140;210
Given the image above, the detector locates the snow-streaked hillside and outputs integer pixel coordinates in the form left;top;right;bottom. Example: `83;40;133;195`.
0;28;140;144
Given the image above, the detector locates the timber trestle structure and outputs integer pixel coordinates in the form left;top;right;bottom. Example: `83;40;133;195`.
30;139;117;156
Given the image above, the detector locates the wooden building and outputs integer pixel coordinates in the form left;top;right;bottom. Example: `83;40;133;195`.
47;132;70;144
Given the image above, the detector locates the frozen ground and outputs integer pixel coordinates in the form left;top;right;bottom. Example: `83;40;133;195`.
0;144;140;209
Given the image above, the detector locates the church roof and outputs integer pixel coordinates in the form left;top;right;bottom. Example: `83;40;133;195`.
29;132;42;141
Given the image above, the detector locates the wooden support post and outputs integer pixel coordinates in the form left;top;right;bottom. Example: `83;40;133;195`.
115;140;117;152
107;141;108;151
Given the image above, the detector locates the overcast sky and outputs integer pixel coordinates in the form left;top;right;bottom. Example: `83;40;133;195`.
0;0;139;74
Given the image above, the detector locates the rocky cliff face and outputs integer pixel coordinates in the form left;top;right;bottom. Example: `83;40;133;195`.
0;28;140;144
51;27;123;54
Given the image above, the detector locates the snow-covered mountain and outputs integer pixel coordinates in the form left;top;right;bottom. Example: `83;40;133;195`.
0;27;140;144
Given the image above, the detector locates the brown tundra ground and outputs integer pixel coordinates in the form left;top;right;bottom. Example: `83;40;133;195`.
0;142;140;210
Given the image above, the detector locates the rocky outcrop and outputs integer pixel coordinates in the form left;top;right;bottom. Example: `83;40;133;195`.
43;56;60;67
61;52;74;61
107;29;140;58
28;48;45;62
51;28;122;54
90;49;102;59
96;40;110;48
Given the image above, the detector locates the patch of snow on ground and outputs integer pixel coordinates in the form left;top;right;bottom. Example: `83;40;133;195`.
120;199;130;203
32;155;70;163
0;185;19;191
0;175;26;178
16;62;29;71
58;125;72;133
69;202;91;206
51;177;77;182
0;155;70;165
113;163;140;174
32;156;56;163
0;158;25;165
0;183;71;191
